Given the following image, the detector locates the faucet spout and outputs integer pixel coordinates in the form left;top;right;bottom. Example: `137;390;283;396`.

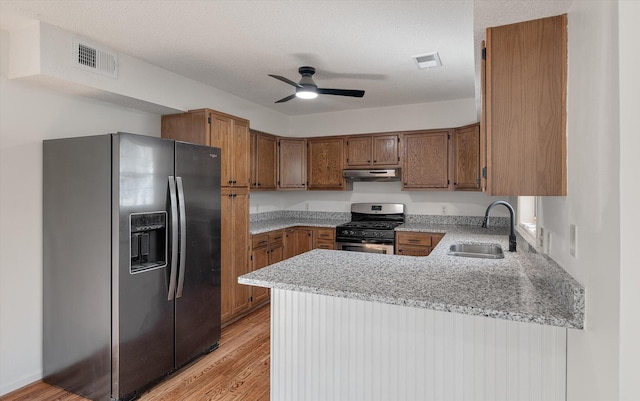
482;200;517;252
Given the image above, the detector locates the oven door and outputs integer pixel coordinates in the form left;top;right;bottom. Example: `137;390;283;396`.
337;241;394;255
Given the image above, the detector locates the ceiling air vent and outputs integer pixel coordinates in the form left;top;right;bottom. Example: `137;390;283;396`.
73;37;118;78
414;52;442;69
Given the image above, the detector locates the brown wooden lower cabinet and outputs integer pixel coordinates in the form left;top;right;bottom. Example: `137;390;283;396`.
283;227;314;258
395;231;444;256
314;227;336;250
221;188;250;325
249;230;284;305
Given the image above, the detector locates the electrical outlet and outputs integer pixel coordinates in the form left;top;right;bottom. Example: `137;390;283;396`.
538;227;545;248
441;205;447;215
256;203;260;213
305;202;309;211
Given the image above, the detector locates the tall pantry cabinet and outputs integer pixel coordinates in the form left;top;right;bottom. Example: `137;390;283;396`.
162;108;250;324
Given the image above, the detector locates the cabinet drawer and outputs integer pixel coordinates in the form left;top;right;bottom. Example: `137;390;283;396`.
252;233;269;249
315;239;335;250
269;230;284;243
396;232;432;246
315;228;335;240
397;245;433;257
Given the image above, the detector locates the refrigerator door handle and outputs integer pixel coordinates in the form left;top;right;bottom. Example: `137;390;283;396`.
167;176;179;301
176;176;187;298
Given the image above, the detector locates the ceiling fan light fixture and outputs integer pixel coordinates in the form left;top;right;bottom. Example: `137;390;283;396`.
295;89;318;99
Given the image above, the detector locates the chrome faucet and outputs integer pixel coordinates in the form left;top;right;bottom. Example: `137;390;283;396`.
482;200;517;252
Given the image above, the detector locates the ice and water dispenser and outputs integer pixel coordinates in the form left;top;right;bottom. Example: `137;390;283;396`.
130;212;167;273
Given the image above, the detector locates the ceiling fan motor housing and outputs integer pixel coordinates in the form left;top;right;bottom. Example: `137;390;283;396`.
298;66;317;87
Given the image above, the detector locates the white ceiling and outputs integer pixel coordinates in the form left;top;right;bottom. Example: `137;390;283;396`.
0;0;573;117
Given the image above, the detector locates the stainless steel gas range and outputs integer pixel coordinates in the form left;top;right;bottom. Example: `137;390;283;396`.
335;203;405;254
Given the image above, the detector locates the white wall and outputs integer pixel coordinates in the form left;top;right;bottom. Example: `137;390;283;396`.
289;98;478;137
252;182;511;217
0;29;164;394
617;1;640;399
9;21;290;135
536;2;628;400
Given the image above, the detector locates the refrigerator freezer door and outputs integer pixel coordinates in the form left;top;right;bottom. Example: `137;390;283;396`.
115;134;175;399
174;142;222;368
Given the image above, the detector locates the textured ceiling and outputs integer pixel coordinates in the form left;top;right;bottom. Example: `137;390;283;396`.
0;0;573;117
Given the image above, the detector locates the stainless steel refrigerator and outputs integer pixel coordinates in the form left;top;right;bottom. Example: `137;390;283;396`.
43;133;221;401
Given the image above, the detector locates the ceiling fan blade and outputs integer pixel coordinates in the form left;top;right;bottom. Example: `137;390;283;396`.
317;88;365;97
269;74;302;88
275;94;297;103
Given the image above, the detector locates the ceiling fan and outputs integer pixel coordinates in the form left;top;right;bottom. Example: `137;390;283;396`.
269;66;365;103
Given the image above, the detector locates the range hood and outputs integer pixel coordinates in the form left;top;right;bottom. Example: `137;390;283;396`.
342;168;401;182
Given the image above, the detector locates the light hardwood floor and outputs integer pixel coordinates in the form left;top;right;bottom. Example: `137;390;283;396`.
1;305;270;401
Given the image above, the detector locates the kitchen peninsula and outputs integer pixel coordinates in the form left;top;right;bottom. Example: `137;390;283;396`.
239;224;584;401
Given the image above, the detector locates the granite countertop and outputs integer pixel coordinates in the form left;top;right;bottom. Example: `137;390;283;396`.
239;223;585;329
250;217;349;234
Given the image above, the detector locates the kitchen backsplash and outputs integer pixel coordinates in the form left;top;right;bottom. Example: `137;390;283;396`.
250;210;510;227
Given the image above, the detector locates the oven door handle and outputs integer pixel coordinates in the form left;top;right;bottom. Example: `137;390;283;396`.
335;238;394;245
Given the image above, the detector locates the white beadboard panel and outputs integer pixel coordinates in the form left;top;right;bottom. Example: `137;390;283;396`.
271;289;567;401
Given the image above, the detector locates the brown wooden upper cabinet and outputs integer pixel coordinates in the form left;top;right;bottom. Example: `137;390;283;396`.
250;130;277;191
161;108;250;188
452;123;481;191
345;134;400;168
482;14;567;195
307;137;351;190
278;138;306;190
402;130;450;190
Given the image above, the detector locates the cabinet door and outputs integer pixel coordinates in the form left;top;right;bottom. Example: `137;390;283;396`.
232;119;250;188
220;189;233;322
231;189;250;316
295;228;314;255
278;138;306;189
221;188;250;321
269;241;284;264
250;131;257;189
372;135;399;166
345;136;372;167
211;113;233;187
402;131;450;190
284;227;314;258
161;110;210;146
452;124;481;191
250;243;270;305
307;137;346;190
253;132;276;190
485;14;567;195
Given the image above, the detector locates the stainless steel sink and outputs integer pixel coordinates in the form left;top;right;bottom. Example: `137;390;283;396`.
447;243;504;259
